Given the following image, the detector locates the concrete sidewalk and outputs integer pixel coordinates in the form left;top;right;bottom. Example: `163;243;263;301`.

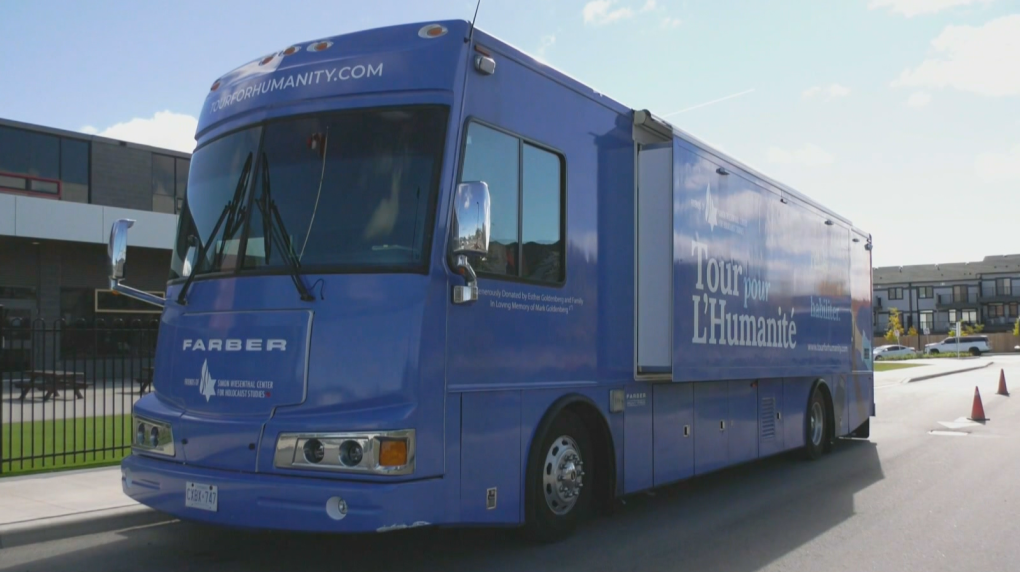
874;358;994;386
0;465;171;549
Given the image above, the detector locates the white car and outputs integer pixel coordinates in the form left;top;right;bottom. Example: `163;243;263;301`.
873;345;917;360
924;335;990;356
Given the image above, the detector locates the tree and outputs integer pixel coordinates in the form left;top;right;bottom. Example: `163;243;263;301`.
960;322;985;336
1013;318;1019;337
908;326;918;336
885;308;904;341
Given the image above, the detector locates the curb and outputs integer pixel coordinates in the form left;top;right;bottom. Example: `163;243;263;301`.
904;361;994;383
0;504;176;550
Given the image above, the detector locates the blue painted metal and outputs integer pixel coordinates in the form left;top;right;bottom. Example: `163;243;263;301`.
623;384;654;494
757;379;785;457
672;139;855;382
120;17;872;534
652;383;694;486
727;380;758;465
460;391;522;524
694;382;728;475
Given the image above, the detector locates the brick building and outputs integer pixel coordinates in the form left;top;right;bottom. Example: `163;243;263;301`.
0;116;187;330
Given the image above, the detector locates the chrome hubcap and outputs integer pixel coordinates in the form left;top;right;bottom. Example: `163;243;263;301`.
810;401;824;446
543;435;584;515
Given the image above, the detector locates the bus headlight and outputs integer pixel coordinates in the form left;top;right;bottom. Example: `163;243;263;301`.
133;415;175;457
274;430;415;475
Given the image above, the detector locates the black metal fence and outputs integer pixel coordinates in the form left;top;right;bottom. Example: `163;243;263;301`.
1;307;159;475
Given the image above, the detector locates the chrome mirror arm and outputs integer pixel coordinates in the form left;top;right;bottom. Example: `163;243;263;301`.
107;218;165;309
453;255;479;304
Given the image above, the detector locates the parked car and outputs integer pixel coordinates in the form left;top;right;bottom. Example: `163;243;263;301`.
924;335;990;356
873;345;917;360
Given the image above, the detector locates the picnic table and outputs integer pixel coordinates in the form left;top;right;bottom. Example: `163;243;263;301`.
14;370;88;401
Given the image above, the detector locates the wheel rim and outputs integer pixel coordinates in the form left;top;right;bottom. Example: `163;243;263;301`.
542;435;584;516
810;401;825;446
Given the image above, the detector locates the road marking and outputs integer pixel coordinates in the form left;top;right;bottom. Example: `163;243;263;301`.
938;418;981;430
928;430;968;437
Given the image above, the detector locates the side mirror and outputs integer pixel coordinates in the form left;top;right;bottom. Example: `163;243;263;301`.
106;218;166;309
108;218;134;281
450;182;490;304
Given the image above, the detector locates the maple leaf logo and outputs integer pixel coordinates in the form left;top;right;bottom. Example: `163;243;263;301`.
704;184;718;231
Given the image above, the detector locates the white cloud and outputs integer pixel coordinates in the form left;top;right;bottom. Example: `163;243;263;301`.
907;91;932;107
975;144;1020;182
661;17;682;29
868;0;996;18
80;126;98;135
86;111;198;153
641;0;657;12
766;144;835;167
535;35;556;61
802;84;851;100
892;15;1020;96
583;0;634;25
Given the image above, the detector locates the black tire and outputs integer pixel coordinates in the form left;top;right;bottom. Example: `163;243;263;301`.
969;347;980;357
524;409;593;543
929;349;939;355
804;385;829;461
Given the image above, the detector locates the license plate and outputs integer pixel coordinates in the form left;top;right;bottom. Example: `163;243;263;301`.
185;482;218;512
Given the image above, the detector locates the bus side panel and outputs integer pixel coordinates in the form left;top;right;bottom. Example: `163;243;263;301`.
460;391;522;524
783;377;813;451
624;383;654;494
652;383;694;486
445;394;463;525
833;374;849;437
758;378;785;457
727;380;758;465
694;381;728;474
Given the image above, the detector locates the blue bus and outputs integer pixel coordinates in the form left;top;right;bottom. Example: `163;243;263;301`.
110;19;874;542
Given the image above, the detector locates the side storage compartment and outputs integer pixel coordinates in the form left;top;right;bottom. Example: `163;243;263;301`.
694;382;728;475
758;378;785;457
460;391;522;524
653;383;694;486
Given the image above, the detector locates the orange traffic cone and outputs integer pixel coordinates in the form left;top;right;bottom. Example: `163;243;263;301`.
997;369;1009;396
969;386;987;421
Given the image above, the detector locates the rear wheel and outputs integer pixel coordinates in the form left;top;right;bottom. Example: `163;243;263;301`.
929;349;939;355
969;347;980;356
804;386;828;460
524;410;593;543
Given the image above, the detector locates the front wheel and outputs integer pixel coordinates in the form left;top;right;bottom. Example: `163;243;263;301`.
804;385;829;460
969;347;980;356
524;410;593;543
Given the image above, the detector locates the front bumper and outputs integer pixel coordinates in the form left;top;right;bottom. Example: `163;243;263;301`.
121;454;447;533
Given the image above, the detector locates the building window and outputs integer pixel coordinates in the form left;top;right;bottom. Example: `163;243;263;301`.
961;309;978;323
953;285;968;303
988;304;1004;318
918;286;933;299
888;287;903;300
920;311;933;332
0;126;61;195
152;153;190;214
459;122;565;284
1009;303;1019;317
997;278;1012;296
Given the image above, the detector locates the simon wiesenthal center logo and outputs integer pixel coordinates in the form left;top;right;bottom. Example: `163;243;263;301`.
691;183;746;235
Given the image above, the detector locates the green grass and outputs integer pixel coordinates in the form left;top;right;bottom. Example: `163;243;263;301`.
1;414;132;476
874;362;924;372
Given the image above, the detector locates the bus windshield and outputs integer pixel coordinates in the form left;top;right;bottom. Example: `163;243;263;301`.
170;105;449;280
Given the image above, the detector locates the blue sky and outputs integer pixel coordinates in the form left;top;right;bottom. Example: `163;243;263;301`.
2;0;1018;268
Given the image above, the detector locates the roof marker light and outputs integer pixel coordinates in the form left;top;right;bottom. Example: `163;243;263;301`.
307;40;333;52
258;54;275;66
282;46;301;56
419;24;447;38
210;80;221;92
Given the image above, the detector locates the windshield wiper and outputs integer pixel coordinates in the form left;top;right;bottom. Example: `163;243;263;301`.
177;153;253;305
255;154;315;302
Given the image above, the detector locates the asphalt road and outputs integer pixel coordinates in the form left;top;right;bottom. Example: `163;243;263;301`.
3;360;1019;572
